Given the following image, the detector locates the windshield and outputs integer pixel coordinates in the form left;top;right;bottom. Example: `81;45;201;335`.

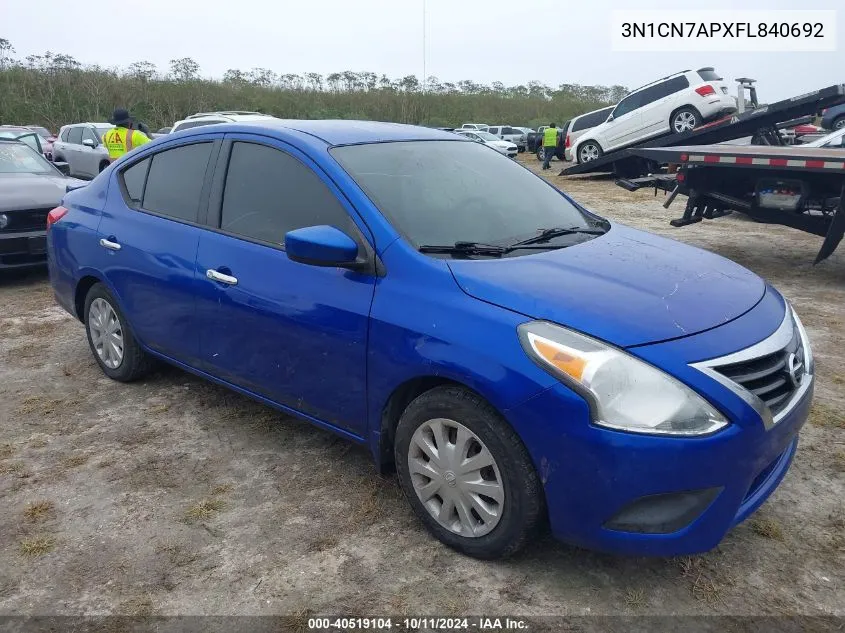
29;126;52;138
332;140;597;250
95;126;113;138
474;131;499;141
0;142;55;174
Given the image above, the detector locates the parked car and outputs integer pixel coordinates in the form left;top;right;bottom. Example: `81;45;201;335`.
527;123;568;161
820;103;845;131
564;106;614;161
47;120;813;560
802;126;845;149
171;111;275;134
572;68;737;164
459;123;489;132
454;129;518;157
0;125;54;160
487;126;527;152
0;138;84;269
52;122;114;178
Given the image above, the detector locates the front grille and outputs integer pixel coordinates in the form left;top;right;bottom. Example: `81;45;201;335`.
713;327;805;417
0;208;51;233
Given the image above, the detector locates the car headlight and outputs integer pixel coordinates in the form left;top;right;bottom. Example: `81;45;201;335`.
518;321;728;436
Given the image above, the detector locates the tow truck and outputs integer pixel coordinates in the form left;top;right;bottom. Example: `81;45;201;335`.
616;144;845;264
561;83;845;179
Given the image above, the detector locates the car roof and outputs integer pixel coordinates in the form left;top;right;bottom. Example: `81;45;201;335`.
178;119;466;146
572;105;615;120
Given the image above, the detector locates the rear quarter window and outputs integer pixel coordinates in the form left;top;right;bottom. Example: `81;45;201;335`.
572;108;612;132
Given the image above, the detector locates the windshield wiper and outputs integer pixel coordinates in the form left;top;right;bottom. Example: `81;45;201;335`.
418;241;507;257
507;226;606;248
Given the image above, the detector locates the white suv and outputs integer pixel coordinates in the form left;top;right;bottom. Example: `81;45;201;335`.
572;68;736;163
171;111;276;134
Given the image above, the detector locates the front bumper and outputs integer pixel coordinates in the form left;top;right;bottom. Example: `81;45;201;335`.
508;375;812;556
0;229;48;268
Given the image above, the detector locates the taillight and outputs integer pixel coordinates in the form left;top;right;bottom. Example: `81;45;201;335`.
695;84;716;97
565;133;571;148
47;206;68;229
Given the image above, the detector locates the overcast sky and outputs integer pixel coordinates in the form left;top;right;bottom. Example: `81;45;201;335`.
3;0;842;101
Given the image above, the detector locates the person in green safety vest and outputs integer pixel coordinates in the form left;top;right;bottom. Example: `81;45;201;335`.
542;123;558;170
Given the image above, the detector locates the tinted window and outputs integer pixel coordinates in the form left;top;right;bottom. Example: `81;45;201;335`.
67;127;83;145
60;128;70;142
503;127;515;135
613;92;643;117
572;108;613;131
142;143;212;222
698;69;722;81
664;75;690;95
488;127;499;134
220;142;352;245
121;157;150;206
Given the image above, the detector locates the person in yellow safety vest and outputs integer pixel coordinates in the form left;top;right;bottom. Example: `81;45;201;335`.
102;108;151;162
541;123;558;171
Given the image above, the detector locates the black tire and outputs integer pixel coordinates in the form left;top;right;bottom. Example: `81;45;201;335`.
832;116;845;131
671;107;701;134
83;283;155;382
577;140;603;163
536;146;545;161
394;385;544;559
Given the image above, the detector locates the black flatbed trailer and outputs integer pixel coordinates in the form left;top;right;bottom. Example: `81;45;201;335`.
616;144;845;264
561;84;845;179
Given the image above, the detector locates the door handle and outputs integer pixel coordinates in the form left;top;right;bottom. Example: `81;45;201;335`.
99;238;121;251
206;269;238;286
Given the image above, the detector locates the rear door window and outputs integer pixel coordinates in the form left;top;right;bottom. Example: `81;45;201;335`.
141;143;213;223
218;141;353;246
67;127;83;145
613;92;643;117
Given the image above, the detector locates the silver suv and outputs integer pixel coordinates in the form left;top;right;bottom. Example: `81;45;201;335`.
171;111;275;134
52;123;113;179
487;125;527;152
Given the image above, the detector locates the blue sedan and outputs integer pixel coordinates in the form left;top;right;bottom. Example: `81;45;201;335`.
46;120;814;559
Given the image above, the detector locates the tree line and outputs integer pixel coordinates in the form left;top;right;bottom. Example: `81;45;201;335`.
0;38;627;132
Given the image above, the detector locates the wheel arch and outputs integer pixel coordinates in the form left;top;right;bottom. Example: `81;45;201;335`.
374;376;494;474
670;105;702;129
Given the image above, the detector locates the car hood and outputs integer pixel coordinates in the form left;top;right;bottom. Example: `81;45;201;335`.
0;173;84;212
447;224;765;348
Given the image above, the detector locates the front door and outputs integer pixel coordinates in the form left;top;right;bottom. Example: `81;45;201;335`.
193;136;376;435
604;93;644;149
97;137;220;365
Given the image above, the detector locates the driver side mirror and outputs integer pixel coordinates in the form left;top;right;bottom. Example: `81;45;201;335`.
285;225;365;270
82;138;96;148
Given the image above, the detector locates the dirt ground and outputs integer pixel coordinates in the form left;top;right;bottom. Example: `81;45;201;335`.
0;153;843;625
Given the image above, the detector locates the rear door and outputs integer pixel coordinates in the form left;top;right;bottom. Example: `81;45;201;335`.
193;135;376;435
637;76;690;139
97;136;221;365
78;127;102;178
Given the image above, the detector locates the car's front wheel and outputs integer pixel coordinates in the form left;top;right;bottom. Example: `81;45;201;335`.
832;116;845;131
84;283;155;382
394;386;543;559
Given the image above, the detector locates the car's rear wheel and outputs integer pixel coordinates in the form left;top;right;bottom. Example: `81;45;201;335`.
832;116;845;131
394;385;543;559
84;283;155;382
671;107;700;134
578;141;602;163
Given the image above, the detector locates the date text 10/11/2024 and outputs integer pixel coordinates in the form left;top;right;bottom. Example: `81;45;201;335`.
308;617;530;631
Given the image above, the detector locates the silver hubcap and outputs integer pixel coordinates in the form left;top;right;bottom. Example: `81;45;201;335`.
408;418;504;538
89;298;124;369
834;119;845;130
674;111;697;132
580;144;599;162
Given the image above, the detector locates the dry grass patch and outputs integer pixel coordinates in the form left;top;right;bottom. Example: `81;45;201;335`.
28;436;49;449
184;498;225;523
289;608;314;633
19;536;55;557
19;321;55;337
23;500;55;522
750;516;785;540
211;483;234;495
62;454;89;468
0;461;26;475
624;588;647;609
16;395;77;417
809;403;843;429
306;534;339;553
7;342;40;360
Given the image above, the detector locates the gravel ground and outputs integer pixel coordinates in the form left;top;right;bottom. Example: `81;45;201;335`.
0;154;843;626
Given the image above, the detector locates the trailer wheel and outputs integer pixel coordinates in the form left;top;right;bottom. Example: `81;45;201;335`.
671;107;700;134
578;141;602;163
